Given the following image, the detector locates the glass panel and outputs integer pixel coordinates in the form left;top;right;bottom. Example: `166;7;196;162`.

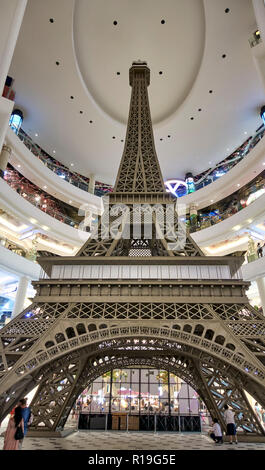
72;368;202;420
120;369;131;382
130;369;139;382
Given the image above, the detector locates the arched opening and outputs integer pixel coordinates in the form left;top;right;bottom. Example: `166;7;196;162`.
45;341;55;349
88;324;97;332
183;324;192;333
204;329;214;341
193;324;204;337
70;365;206;432
215;335;225;346
66;327;76;339
55;333;65;344
76;323;86;335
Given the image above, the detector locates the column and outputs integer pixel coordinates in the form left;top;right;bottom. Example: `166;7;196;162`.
0;1;28;152
189;203;198;233
256;277;265;315
11;275;29;318
0;0;28;94
88;173;95;194
0;144;11;174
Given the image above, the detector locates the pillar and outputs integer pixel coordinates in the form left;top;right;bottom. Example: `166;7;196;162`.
88;174;95;194
189;203;198;233
11;276;29;318
0;144;11;174
256;277;265;315
0;0;28;95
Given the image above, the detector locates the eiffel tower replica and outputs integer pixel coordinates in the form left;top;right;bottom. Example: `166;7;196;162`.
1;61;265;437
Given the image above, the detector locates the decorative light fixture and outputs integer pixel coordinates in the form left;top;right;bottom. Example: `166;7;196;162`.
9;109;23;134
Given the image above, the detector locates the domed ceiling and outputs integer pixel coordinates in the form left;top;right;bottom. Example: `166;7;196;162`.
8;0;265;185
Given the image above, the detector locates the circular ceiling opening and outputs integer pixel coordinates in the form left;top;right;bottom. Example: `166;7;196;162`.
73;0;205;125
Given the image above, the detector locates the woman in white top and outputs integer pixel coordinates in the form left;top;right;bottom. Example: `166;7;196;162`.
223;405;238;444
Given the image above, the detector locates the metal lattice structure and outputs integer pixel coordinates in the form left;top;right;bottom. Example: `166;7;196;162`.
1;62;265;436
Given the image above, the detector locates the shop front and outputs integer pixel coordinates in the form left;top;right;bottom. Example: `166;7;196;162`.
76;368;209;432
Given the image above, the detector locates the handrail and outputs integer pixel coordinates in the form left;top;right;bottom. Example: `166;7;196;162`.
193;127;265;190
11;124;265;199
15;128;113;197
3;167;80;228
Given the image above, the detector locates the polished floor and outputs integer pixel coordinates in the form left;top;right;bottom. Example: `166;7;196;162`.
1;428;265;451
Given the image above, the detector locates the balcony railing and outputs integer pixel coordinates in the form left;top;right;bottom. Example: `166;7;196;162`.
189;170;265;232
15;128;113;197
12;124;265;200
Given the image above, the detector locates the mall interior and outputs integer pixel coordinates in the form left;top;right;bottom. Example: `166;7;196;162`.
2;0;265;451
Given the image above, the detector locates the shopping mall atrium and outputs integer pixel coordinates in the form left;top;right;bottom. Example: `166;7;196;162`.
2;0;265;453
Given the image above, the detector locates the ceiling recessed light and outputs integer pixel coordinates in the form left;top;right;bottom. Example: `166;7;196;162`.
55;61;60;66
160;138;163;141
159;71;163;75
225;8;230;13
70;163;74;166
168;135;171;138
70;96;74;99
244;131;247;135
209;161;212;164
17;164;21;168
35;133;38;137
222;54;226;58
210;200;214;203
198;108;202;112
43;185;47;189
49;18;54;23
209;90;213;94
53;150;56;154
161;19;165;24
263;162;265;165
190;117;194;120
227;148;230;151
80;110;83;114
69;200;72;204
121;140;124;142
232;225;241;231
113;20;117;25
237;183;240;187
112;136;116;139
117;72;120;75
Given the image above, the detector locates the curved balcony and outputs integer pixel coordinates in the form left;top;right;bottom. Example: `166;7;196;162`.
0;244;40;280
8;126;113;197
0;177;87;247
3;165;82;229
6;121;265;213
189;170;265;232
6;126;103;213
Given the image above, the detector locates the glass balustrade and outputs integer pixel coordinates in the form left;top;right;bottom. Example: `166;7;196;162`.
10;124;265;199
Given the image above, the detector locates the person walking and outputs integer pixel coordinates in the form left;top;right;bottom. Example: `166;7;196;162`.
210;418;223;445
3;404;24;450
224;405;238;444
18;398;32;449
257;243;263;258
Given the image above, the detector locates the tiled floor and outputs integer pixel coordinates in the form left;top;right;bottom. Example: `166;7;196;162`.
1;429;265;450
